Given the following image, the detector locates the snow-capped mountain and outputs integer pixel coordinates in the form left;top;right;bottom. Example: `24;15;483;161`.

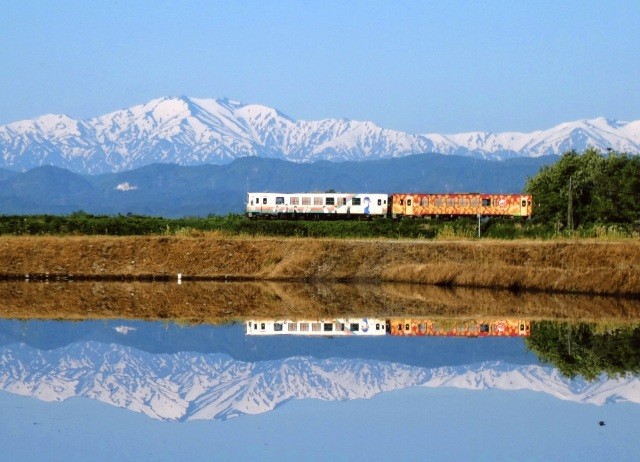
0;341;637;422
1;97;638;174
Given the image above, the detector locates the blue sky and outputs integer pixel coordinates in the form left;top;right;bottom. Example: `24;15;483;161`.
2;0;639;133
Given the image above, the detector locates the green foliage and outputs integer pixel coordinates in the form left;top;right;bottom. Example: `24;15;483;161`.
0;211;638;239
526;321;640;381
525;148;640;228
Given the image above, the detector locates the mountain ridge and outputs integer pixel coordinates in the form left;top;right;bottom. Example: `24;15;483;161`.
1;96;637;174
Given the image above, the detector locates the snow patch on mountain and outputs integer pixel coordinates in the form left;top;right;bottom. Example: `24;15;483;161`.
115;182;138;191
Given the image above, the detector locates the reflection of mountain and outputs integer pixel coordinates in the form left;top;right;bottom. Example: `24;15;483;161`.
0;321;638;421
0;320;534;366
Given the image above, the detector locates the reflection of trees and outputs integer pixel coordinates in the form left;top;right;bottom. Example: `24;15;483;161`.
526;321;640;381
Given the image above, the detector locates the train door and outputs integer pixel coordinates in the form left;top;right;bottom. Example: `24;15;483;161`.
405;196;414;216
519;196;529;216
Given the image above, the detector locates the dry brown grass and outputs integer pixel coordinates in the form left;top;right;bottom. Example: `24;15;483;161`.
1;236;639;295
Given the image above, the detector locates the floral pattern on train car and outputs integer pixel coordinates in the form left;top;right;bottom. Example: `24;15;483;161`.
390;193;532;218
389;319;530;337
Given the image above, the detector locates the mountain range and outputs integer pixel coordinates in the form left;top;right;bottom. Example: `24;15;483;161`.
1;96;638;174
0;154;556;216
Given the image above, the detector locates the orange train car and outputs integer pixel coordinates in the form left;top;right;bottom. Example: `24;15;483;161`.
389;319;531;337
390;193;532;219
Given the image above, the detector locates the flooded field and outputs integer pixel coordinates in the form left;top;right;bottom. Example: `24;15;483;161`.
2;281;639;460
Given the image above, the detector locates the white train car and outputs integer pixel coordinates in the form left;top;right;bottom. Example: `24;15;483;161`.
245;192;388;219
246;318;388;336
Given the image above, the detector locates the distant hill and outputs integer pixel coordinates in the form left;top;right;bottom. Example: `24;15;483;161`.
0;167;18;182
0;96;636;174
0;154;557;217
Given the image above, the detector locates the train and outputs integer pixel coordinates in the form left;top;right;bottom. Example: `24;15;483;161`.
246;318;531;337
245;192;533;219
246;318;388;336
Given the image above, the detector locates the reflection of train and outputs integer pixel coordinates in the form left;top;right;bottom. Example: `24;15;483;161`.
246;318;531;337
246;192;532;219
390;319;530;337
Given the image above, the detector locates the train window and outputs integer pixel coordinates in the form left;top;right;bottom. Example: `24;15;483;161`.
376;323;381;330
435;198;444;207
407;199;412;206
275;197;285;205
260;323;266;330
399;199;404;205
447;198;455;207
350;323;360;331
302;197;311;205
378;199;382;206
482;198;491;207
290;197;299;205
341;197;347;205
480;324;490;333
299;323;309;331
419;323;427;333
352;198;361;205
312;323;321;332
288;323;298;332
323;323;333;332
459;198;469;207
398;324;403;330
314;197;323;205
274;323;283;331
262;198;267;205
405;323;410;331
470;198;479;207
325;197;335;205
335;322;345;331
521;200;527;207
253;323;257;329
421;197;428;206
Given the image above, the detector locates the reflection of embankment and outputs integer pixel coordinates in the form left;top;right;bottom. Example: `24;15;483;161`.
1;281;639;323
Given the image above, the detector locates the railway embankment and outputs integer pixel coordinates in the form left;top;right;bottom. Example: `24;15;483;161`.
1;235;639;296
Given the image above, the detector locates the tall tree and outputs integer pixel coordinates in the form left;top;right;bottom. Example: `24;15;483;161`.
525;148;640;226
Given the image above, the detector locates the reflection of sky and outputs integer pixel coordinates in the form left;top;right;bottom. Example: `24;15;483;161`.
1;320;639;461
2;387;639;461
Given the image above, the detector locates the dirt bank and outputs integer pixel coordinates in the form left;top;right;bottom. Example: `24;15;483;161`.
1;235;639;296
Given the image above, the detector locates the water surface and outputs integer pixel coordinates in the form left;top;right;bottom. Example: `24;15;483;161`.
1;282;639;461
